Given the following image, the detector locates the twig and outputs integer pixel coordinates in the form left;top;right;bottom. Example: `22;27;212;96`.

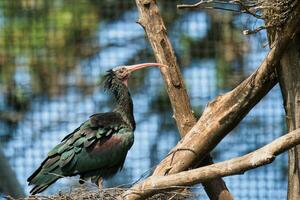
123;128;300;198
232;0;262;19
242;25;272;35
177;0;204;9
177;0;262;19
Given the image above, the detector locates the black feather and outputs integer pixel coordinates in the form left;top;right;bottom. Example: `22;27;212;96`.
102;70;135;130
102;70;128;104
28;68;137;195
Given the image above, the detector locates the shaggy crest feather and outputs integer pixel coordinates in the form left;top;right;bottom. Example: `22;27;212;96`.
102;70;128;104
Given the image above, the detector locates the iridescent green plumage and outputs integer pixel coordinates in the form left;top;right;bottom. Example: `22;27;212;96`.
28;63;165;194
27;70;135;194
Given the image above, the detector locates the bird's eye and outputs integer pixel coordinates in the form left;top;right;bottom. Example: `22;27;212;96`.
119;67;128;74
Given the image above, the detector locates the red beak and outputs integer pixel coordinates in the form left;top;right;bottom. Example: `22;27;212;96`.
125;63;167;72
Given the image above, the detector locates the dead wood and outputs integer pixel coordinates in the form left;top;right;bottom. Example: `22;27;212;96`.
124;1;300;199
123;128;300;198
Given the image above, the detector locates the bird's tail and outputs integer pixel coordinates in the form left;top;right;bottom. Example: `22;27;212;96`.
27;156;63;195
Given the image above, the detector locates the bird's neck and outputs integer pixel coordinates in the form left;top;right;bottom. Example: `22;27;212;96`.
113;86;136;131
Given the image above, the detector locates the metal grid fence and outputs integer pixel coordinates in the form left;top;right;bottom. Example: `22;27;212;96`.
0;0;287;199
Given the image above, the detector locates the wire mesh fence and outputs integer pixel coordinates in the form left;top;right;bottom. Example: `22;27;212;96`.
0;0;287;199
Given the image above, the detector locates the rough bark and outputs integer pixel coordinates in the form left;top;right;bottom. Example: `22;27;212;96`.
0;147;25;198
122;128;300;198
277;28;300;200
151;4;299;176
123;2;300;199
260;1;300;198
133;0;233;199
136;0;196;135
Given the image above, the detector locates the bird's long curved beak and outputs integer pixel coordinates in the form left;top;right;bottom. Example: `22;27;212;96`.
126;63;167;72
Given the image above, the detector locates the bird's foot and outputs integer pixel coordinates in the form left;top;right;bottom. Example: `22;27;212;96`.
98;177;103;191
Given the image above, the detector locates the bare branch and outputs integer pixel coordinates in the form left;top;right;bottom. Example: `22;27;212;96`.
123;128;300;199
177;0;262;19
242;25;267;35
121;1;300;200
264;1;300;198
124;1;300;199
137;1;197;136
131;0;233;199
150;0;300;177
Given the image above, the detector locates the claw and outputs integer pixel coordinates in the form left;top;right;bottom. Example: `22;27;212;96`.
97;177;103;190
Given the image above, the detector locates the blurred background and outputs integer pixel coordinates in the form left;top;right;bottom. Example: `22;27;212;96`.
0;0;287;199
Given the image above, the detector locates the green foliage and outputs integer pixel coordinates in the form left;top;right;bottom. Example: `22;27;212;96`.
0;0;100;97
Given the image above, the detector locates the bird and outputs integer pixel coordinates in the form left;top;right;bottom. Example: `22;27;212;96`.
27;63;166;195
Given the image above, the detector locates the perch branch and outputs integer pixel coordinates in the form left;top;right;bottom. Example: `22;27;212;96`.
135;0;196;136
150;0;300;177
124;2;300;200
123;128;300;198
131;0;233;199
177;0;262;19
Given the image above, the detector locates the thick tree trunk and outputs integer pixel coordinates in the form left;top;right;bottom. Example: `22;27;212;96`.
276;33;300;200
262;1;300;198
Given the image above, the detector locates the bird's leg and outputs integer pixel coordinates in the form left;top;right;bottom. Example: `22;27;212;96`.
97;177;103;190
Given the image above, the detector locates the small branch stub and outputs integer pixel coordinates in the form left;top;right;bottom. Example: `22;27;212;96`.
142;0;151;9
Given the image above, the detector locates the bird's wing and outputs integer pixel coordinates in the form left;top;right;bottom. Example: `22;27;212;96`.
28;112;132;194
60;112;126;143
47;112;129;168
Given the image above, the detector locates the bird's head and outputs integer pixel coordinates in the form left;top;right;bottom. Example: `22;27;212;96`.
103;63;167;111
106;63;167;87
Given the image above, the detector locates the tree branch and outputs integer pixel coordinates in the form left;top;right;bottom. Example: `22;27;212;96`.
177;0;262;19
124;2;300;199
136;0;196;136
131;0;233;199
151;0;300;175
123;128;300;198
260;1;300;199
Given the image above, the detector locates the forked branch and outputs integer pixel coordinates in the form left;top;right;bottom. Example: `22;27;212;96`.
177;0;262;19
131;0;233;199
150;0;300;177
123;128;300;198
124;1;300;199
